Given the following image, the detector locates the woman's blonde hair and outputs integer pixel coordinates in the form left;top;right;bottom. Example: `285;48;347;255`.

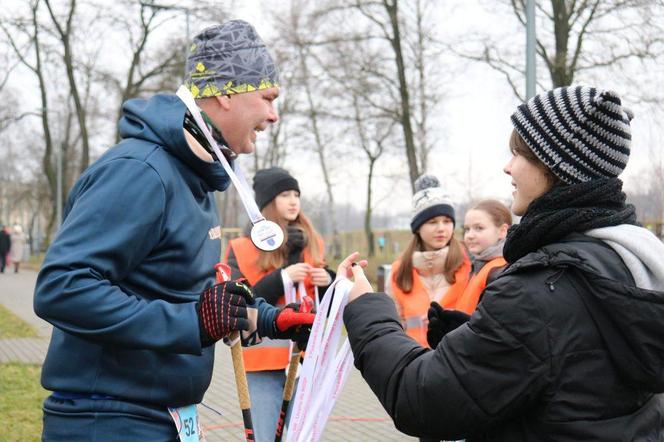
256;199;324;271
468;199;513;228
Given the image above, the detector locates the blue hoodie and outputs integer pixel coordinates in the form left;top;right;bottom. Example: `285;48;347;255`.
34;94;270;407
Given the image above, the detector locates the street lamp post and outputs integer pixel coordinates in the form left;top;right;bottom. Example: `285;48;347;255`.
139;1;192;76
525;0;536;99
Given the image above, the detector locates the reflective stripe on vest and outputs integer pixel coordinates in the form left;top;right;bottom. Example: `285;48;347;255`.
224;235;325;371
405;315;426;329
391;252;471;347
455;257;507;315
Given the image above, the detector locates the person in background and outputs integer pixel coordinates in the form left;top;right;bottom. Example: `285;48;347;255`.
9;224;25;273
342;86;664;440
0;225;10;273
387;174;471;350
224;167;335;442
427;200;512;348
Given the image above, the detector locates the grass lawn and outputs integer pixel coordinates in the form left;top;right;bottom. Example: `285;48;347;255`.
0;363;47;441
0;304;37;338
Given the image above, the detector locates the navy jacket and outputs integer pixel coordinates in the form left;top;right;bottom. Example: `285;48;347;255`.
35;94;274;407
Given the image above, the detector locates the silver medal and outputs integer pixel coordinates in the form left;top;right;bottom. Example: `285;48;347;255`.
250;220;284;251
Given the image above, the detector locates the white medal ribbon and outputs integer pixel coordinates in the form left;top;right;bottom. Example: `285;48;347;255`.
286;279;354;442
175;85;283;251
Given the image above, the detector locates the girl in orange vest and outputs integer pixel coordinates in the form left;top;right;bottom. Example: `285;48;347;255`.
426;199;512;349
457;199;513;312
224;167;334;442
387;175;471;349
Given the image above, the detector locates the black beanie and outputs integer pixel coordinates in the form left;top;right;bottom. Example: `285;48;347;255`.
253;167;300;210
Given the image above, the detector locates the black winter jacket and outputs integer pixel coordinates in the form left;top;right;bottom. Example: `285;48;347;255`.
344;234;664;441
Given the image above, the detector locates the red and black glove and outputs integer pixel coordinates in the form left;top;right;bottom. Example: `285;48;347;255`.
271;297;316;350
426;302;470;349
197;281;254;347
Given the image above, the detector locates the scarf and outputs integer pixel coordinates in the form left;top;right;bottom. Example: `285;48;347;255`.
412;247;449;276
413;247;451;301
474;239;505;262
471;239;505;274
504;178;636;263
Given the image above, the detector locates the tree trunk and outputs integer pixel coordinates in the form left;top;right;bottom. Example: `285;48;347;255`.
364;158;376;257
297;45;341;256
31;2;57;242
550;0;572;87
384;0;419;192
45;0;90;173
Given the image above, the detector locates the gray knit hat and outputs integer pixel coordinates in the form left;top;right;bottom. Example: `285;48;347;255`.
511;86;633;184
184;20;279;98
410;175;455;233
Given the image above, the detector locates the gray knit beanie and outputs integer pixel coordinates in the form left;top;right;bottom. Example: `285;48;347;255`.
410;175;455;233
511;86;633;184
184;20;279;98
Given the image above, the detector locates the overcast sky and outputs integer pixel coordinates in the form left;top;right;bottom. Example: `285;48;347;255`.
225;1;659;226
3;0;660;229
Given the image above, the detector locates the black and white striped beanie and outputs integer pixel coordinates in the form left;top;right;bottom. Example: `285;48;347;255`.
511;86;633;184
410;175;455;233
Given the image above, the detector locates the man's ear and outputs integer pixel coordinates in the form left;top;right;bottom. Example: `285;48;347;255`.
216;94;232;111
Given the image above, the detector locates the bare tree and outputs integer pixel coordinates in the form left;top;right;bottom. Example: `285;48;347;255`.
1;0;59;242
319;21;398;256
252;44;297;172
92;0;215;144
347;0;419;191
298;0;445;192
351;94;392;256
44;0;92;173
460;0;664;100
272;3;344;255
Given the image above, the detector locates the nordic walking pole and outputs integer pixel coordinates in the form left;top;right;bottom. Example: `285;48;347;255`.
215;263;255;442
275;346;301;441
275;294;313;442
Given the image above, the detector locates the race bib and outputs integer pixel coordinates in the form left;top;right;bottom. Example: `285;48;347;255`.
168;404;205;442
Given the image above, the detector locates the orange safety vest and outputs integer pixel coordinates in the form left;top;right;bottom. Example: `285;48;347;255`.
391;251;471;347
455;257;507;315
223;235;324;372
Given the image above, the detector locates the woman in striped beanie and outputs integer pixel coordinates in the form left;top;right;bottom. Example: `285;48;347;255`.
340;86;664;441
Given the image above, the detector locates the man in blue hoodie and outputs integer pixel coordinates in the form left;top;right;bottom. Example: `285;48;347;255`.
34;20;313;441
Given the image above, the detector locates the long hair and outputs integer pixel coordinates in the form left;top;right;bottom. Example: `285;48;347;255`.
256;199;324;272
394;231;465;293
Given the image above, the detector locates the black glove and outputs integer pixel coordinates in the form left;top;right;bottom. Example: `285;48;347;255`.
271;298;316;350
197;281;253;347
286;226;306;264
426;302;470;348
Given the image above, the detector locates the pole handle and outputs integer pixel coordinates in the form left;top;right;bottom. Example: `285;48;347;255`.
215;262;254;442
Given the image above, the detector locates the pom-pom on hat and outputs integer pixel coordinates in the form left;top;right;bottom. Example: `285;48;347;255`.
410;175;455;233
511;86;633;184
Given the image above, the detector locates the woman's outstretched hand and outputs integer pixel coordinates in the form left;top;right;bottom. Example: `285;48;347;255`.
336;252;373;303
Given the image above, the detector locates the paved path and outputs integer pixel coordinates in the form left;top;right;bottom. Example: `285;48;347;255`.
0;270;415;441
